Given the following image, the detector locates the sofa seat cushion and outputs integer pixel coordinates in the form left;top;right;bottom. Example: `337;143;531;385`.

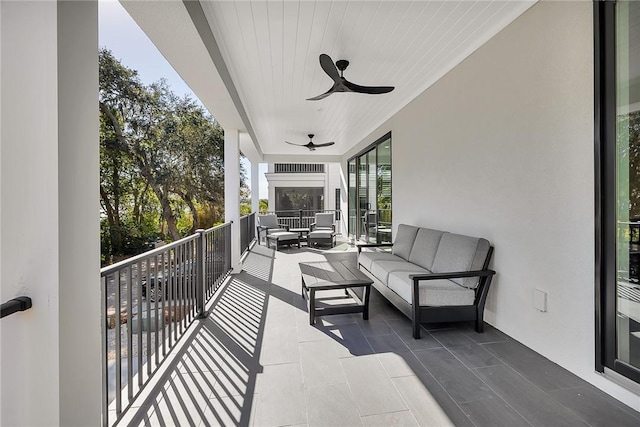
392;224;419;260
431;233;491;288
358;251;404;271
370;261;429;284
387;271;476;306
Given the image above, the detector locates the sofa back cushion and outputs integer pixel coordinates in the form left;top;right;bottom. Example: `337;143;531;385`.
431;233;491;288
392;224;419;260
408;228;445;270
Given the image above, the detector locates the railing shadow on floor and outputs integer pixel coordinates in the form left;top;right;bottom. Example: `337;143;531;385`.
121;244;479;426
123;244;280;426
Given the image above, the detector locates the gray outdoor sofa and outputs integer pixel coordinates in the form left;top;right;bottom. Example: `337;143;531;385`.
357;224;495;338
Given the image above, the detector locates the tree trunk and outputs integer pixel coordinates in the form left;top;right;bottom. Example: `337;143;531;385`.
160;196;180;241
100;185;123;252
181;192;198;234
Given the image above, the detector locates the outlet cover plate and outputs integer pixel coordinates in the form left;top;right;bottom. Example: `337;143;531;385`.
534;289;547;312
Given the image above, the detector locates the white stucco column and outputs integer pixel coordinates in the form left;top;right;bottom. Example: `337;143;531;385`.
0;1;100;425
251;161;260;213
224;128;242;272
58;1;101;425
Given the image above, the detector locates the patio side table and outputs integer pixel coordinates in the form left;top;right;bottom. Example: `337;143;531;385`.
289;227;310;244
299;260;373;325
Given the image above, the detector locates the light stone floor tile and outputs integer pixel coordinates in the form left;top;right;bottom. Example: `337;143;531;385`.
210;368;249;399
341;355;408;416
360;411;419;427
259;325;300;366
377;352;419;378
304;383;363;427
253;363;307;426
299;340;348;387
200;395;248;427
392;375;458;427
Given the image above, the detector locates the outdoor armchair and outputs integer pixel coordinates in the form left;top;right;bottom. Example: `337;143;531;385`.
256;214;289;244
308;213;336;247
310;212;335;232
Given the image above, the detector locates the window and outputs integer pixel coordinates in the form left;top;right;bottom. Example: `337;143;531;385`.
596;0;640;383
347;133;392;243
275;187;323;212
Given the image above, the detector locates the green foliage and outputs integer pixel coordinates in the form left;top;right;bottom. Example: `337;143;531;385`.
99;48;246;263
259;199;269;213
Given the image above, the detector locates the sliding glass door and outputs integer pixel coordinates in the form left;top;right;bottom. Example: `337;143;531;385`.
347;133;392;244
614;0;640;377
597;0;640;383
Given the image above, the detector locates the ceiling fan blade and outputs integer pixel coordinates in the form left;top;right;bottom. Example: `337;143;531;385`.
306;83;339;101
319;54;341;83
343;80;395;94
285;141;305;146
311;142;335;148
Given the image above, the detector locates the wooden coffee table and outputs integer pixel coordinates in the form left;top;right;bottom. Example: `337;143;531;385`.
299;260;373;325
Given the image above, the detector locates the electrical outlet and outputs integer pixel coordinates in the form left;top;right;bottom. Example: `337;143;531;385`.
534;289;547;312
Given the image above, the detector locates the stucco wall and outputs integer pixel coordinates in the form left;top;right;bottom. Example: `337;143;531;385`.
1;2;61;424
344;1;639;409
0;1;101;424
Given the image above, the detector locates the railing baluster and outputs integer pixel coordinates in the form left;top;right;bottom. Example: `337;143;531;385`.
101;276;108;427
178;244;184;335
145;256;151;378
126;267;133;402
137;261;143;388
168;249;173;349
154;253;159;367
115;271;122;417
161;251;166;358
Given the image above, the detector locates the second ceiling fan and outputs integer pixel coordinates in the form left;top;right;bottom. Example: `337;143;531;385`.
285;134;335;151
306;54;395;101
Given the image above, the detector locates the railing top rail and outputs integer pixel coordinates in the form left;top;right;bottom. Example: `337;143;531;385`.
202;221;232;234
239;212;256;220
101;233;199;276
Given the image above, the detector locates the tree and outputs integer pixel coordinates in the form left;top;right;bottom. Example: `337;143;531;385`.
99;48;238;261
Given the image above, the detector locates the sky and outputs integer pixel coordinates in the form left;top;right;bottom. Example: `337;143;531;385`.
98;0;268;199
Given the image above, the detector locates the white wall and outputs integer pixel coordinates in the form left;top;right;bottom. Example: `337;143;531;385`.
0;1;101;424
344;1;639;409
58;1;101;424
1;2;61;424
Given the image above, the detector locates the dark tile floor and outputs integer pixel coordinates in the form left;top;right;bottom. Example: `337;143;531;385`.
120;244;640;426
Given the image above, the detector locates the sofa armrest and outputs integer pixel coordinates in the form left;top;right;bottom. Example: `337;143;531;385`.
356;243;393;253
410;269;496;310
409;269;495;281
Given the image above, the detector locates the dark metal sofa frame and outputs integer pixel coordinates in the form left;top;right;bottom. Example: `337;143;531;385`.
357;243;495;339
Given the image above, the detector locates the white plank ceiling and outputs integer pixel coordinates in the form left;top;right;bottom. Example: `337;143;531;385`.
197;0;535;157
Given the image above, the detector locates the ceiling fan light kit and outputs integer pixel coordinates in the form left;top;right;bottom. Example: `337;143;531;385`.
306;54;395;101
